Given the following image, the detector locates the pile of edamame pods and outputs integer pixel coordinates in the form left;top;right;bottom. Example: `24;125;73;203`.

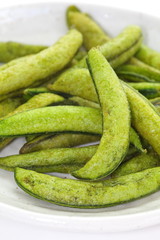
0;5;160;209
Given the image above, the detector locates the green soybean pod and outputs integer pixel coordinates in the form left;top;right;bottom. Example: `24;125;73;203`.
135;45;160;70
20;128;143;154
69;96;100;109
48;68;98;102
0;93;65;150
0;97;22;118
0;106;102;137
128;82;160;99
0;146;97;172
15;167;160;208
69;96;144;153
76;25;142;69
72;49;130;180
0;29;82;97
0;97;23;150
20;133;100;154
112;152;160;178
150;97;160;112
23;87;50;100
4;93;65;119
66;5;110;50
123;82;160;155
0;41;47;63
116;64;160;82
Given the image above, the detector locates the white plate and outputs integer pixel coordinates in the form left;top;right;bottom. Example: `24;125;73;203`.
0;1;160;233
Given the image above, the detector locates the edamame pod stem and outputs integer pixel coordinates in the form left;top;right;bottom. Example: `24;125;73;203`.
66;5;110;50
0;146;97;172
116;64;160;82
0;42;47;63
15;167;160;208
123;83;160;155
135;45;160;70
0;106;102;137
128;82;160;99
20;133;100;154
76;25;142;69
72;49;130;180
0;29;82;97
112;152;160;178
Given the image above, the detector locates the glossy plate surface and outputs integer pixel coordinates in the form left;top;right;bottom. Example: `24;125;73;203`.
0;1;160;232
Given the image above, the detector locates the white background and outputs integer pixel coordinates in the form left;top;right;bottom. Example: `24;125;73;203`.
0;0;160;239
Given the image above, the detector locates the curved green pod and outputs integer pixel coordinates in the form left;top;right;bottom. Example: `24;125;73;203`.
15;167;160;208
123;83;160;155
112;152;160;178
0;29;82;97
69;96;100;109
4;93;65;118
0;97;23;150
0;93;65;151
20;129;143;155
72;49;130;180
0;41;47;63
135;45;160;70
48;68;97;102
116;64;160;83
20;133;100;154
128;82;160;99
0;146;97;172
23;87;50;100
49;68;160;154
66;5;110;50
150;97;160;112
76;25;142;69
0;106;102;137
0;97;22;118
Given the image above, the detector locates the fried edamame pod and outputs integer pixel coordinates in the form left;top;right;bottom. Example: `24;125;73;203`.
128;82;160;99
20;133;100;154
150;97;160;112
0;106;102;137
0;97;23;150
15;167;160;208
50;66;160;154
0;97;22;118
0;146;97;172
0;93;65;150
72;49;130;180
23;87;50;100
48;68;97;102
69;96;100;109
123;83;160;155
4;93;65;118
76;25;142;69
135;45;160;70
0;41;47;63
112;152;160;178
66;5;110;50
0;29;82;97
69;96;144;152
116;64;160;82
